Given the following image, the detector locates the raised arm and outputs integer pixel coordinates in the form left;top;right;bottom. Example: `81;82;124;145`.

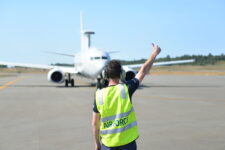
135;43;161;83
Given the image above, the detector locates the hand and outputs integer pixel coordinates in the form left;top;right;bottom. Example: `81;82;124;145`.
95;143;101;150
152;43;161;56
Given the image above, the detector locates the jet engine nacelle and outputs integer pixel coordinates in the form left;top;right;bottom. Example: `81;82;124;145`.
47;68;65;83
121;66;137;81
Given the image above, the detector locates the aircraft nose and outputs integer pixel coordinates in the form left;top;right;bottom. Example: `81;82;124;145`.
99;61;108;70
95;60;108;72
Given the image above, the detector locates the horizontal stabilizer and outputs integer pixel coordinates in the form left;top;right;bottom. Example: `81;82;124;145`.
43;51;75;57
108;51;120;54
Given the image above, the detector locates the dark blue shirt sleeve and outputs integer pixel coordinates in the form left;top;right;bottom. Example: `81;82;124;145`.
125;78;140;98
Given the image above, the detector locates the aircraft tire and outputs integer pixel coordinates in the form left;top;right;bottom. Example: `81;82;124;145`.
97;79;108;89
96;81;101;89
65;79;69;87
71;79;74;87
96;79;102;89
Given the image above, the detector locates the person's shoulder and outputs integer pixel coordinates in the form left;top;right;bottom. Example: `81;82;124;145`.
125;78;139;91
125;78;139;86
124;78;139;98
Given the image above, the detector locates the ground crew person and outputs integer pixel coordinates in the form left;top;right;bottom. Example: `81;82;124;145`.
92;43;161;150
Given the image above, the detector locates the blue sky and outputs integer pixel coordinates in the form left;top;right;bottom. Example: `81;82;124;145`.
0;0;225;64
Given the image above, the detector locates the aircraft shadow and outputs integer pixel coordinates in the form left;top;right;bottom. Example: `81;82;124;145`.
57;84;95;88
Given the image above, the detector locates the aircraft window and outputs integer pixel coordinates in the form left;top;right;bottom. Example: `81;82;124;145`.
102;56;108;59
90;57;100;60
91;56;107;60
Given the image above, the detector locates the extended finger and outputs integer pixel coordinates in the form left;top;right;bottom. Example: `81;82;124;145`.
152;43;155;47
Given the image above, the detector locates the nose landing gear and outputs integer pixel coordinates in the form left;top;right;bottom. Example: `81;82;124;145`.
65;73;75;87
97;76;108;89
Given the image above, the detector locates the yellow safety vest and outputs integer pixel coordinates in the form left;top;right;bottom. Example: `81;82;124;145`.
96;84;139;147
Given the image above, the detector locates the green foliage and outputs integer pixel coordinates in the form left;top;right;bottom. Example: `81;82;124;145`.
119;59;146;65
0;65;7;68
173;53;225;65
120;54;225;66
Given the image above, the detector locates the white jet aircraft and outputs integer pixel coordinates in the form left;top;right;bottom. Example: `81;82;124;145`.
0;15;194;88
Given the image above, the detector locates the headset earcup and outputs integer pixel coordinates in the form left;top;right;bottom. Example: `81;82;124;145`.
102;68;108;79
120;69;126;81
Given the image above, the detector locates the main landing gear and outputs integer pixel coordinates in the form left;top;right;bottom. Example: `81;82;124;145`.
65;73;74;87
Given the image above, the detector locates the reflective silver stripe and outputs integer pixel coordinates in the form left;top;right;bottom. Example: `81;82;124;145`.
101;107;134;123
98;90;104;105
120;84;126;99
101;121;137;135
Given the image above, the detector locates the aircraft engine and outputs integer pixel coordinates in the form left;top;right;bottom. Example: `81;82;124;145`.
121;66;137;81
47;69;65;83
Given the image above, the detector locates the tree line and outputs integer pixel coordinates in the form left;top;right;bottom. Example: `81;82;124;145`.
1;53;225;68
120;53;225;66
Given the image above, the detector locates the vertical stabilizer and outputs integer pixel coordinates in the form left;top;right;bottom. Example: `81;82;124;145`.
80;12;84;51
80;13;95;51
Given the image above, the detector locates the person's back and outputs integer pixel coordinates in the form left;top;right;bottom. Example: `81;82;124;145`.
96;83;139;147
92;43;161;150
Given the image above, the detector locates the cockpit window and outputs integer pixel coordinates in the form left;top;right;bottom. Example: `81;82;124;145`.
90;56;108;60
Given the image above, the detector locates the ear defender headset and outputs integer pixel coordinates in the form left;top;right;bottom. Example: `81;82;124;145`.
120;69;126;81
103;62;126;81
102;65;109;79
102;63;112;80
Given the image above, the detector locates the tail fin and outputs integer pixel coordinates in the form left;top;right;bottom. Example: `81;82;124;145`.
80;13;95;51
80;12;84;51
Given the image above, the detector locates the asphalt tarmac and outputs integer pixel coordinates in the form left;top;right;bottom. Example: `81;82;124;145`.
0;73;225;150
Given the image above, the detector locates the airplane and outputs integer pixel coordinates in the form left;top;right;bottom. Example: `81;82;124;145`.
0;15;195;88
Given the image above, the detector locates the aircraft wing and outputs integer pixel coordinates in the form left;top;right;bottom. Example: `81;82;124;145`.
0;61;78;74
124;59;195;69
0;61;53;69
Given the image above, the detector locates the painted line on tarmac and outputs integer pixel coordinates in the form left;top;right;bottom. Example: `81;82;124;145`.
0;78;22;90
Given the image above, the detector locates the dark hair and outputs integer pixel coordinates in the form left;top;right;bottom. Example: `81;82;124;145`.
105;60;122;79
